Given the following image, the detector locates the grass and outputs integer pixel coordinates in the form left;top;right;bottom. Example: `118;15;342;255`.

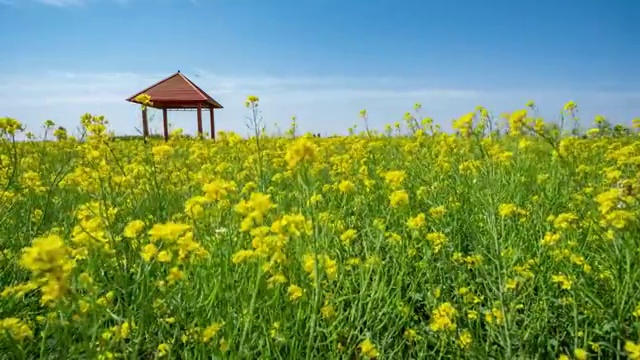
0;102;639;359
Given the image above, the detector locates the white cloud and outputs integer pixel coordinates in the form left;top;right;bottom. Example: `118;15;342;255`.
0;0;181;6
0;70;639;139
36;0;84;6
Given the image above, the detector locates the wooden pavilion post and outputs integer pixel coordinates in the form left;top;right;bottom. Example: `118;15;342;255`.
214;106;216;140
142;108;149;138
162;108;169;141
196;103;203;137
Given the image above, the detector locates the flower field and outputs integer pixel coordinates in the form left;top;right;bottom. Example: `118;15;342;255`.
1;99;640;359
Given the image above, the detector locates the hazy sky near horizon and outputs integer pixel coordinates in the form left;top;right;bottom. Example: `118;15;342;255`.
0;0;639;137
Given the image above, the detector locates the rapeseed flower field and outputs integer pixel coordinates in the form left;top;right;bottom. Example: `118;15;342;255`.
1;97;640;359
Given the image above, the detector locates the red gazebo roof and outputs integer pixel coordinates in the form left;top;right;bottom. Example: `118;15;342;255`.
126;71;223;109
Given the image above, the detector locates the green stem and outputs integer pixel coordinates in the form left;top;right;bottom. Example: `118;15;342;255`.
239;263;262;352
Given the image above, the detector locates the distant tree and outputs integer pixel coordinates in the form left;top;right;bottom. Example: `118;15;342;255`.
613;124;631;137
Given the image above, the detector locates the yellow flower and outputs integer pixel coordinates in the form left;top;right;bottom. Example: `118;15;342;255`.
285;137;318;168
166;267;184;284
338;180;356;194
156;250;172;263
340;229;358;246
553;213;580;230
458;329;473;349
429;302;457;332
498;203;527;217
403;328;420;342
287;284;303;301
426;232;447;253
564;100;577;112
624;341;640;360
0;317;33;341
406;213;426;230
551;274;573;290
148;222;191;242
389;190;409;208
429;205;447;219
157;343;170;357
626;341;640;360
359;338;379;359
383;170;406;189
141;243;158;262
123;220;145;238
202;322;224;343
574;348;587;360
321;303;336;320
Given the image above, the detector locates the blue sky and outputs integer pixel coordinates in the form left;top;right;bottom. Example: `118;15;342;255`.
0;0;638;137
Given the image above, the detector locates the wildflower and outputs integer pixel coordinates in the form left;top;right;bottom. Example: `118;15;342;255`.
383;170;406;189
458;329;473;349
498;203;527;218
231;249;256;264
429;302;457;332
123;220;145;238
340;229;357;246
267;273;287;288
157;343;170;357
551;274;573;290
202;322;224;343
338;180;356;194
553;213;579;230
235;192;275;231
453;112;475;136
156;250;172;263
626;341;640;360
152;144;174;159
219;338;229;352
426;232;447;253
485;308;505;325
508;109;527;135
203;180;236;202
403;328;420;342
268;322;283;341
541;232;561;246
505;278;518;290
564;101;577;112
19;234;74;305
184;196;208;219
574;348;587;360
285;137;318;168
321;303;336;320
359;338;379;359
287;284;303;301
406;213;426;230
302;253;338;282
389;190;409;208
166;267;185;284
602;210;635;229
308;193;323;206
429;205;446;218
148;222;191;242
0;317;33;341
141;244;158;262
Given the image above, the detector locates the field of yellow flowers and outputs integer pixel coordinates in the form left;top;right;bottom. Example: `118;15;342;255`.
1;98;640;359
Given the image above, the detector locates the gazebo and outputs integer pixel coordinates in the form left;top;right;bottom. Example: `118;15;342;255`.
126;71;223;140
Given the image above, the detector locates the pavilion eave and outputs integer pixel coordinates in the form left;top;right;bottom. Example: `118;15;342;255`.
127;100;223;110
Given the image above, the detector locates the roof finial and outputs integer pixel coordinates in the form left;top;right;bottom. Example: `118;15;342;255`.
177;70;181;73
